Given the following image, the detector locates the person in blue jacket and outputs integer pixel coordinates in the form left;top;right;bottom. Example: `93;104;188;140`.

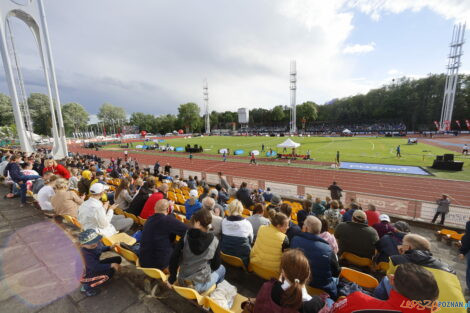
185;189;202;220
4;155;40;206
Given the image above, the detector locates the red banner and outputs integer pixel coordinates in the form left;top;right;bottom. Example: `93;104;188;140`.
466;120;470;130
456;120;461;128
433;121;439;130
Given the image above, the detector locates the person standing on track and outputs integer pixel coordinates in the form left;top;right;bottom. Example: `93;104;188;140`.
223;151;227;162
189;152;193;163
250;152;257;165
124;150;128;162
396;145;401;158
463;144;468;155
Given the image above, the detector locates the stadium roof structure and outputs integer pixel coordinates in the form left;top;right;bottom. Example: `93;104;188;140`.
277;138;300;148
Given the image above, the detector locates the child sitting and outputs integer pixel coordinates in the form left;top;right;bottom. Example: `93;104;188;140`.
79;229;122;296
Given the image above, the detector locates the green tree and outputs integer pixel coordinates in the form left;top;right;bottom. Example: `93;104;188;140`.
156;114;178;133
62;102;89;135
97;103;126;126
177;102;201;133
28;93;52;136
271;105;285;123
0;94;14;126
296;101;318;129
130;112;157;133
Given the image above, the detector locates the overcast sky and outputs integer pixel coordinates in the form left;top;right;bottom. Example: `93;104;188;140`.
0;0;469;118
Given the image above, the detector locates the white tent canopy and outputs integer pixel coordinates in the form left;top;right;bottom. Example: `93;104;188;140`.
277;138;300;148
342;129;351;133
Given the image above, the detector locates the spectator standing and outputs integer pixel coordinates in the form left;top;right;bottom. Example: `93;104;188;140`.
291;216;340;299
431;194;450;225
250;210;289;277
328;181;342;201
247;203;270;241
218;172;230;191
365;204;380;226
185;189;202;220
164;163;171;175
79;229;121;297
139;199;188;270
169;209;225;294
253;249;325;313
220;200;253;266
372;214;395;238
153;161;160;175
335;210;379;259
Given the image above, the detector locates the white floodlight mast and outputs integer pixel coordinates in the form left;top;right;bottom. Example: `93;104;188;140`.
440;23;465;131
290;60;297;134
203;79;210;134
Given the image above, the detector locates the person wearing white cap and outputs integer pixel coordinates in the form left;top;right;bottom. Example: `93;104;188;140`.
185;189;202;220
372;214;396;238
78;183;133;237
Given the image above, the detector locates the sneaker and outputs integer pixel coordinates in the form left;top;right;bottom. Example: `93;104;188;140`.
85;289;99;297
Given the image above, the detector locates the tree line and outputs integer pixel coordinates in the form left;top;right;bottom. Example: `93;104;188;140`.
0;73;468;136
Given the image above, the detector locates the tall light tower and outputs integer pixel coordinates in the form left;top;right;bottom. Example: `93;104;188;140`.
290;60;297;134
440;23;465;131
203;79;210;134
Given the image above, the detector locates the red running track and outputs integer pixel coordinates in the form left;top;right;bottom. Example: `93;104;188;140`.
70;146;470;207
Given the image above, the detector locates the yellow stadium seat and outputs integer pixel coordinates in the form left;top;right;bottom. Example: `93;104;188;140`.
374;262;389;272
114;208;125;216
206;293;248;313
102;232;137;246
138;216;147;225
242;209;252;217
124;212;140;224
136;260;168;282
221;252;247;271
172;283;216;306
62;215;83;230
340;252;373;269
306;286;327;296
340;267;378;289
182;190;190;198
178;205;186;214
248;263;279;280
176;194;186;205
167;191;177;202
114;245;139;263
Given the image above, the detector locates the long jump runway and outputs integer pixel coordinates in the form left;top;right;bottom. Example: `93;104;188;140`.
69;146;470;207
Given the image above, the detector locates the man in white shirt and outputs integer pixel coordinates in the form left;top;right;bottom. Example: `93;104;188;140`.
37;175;57;214
78;183;133;237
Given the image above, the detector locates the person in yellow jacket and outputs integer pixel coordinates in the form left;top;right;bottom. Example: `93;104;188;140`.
249;209;289;279
373;234;465;313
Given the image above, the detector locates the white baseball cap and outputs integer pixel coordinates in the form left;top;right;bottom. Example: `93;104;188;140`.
89;183;109;194
189;189;198;198
379;214;390;222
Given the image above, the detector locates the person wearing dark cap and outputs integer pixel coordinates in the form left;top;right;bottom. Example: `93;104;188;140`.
79;229;122;297
266;194;282;212
335;210;379;259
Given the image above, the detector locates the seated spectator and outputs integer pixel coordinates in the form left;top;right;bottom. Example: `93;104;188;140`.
253;249;325;313
372;214;395;238
335;210;379;259
236;182;254;209
221;199;253;266
127;179;155;216
169;209;225;294
374;234;466;313
297;199;312;229
198;186;210;202
79;229;121;297
312;197;326;216
43;158;71;179
218;171;230;191
228;183;237;198
32;171;53;194
187;176;197;190
365;204;380;226
318;216;339;254
323;200;342;230
208;189;225;217
185;189;202;220
37;175;58;213
202;197;222;238
68;168;80;191
250;210;289;277
280;203;301;241
21;162;39;191
291;216;340;299
78;183;133;236
266;194;282;211
114;178;133;210
5;155;41;206
341;203;359;222
140;183;168;219
51;178;84;218
333;263;439;313
251;189;265;204
139;199;188;270
215;184;229;205
78;170;93;196
374;221;410;263
247;203;270;241
262;187;273;202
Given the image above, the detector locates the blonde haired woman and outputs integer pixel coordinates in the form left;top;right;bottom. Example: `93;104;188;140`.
221;199;253;266
51;178;84;218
